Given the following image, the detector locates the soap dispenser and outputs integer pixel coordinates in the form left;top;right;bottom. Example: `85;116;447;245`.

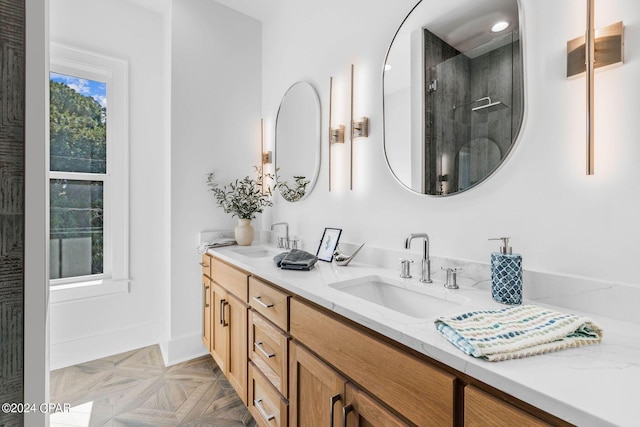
488;237;522;305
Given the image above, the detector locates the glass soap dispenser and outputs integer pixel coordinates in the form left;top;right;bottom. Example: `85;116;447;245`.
488;237;522;305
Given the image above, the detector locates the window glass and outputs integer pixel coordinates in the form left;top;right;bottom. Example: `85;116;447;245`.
50;180;104;279
49;72;107;173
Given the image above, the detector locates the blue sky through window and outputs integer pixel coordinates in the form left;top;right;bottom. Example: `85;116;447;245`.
50;72;107;108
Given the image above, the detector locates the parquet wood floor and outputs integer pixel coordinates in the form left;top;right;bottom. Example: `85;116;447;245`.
49;345;256;427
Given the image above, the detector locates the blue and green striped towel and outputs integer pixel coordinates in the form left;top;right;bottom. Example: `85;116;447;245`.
434;304;603;362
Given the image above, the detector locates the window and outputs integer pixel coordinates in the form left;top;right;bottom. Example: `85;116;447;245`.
49;44;129;297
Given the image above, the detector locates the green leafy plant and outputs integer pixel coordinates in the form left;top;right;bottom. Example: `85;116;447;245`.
207;166;275;220
278;175;310;202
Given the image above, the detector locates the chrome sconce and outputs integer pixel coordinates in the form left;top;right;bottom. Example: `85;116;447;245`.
567;0;623;175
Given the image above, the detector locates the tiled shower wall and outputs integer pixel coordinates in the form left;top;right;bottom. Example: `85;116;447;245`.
0;0;25;425
425;30;522;194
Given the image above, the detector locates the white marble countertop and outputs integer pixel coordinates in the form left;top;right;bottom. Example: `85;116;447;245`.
208;244;640;427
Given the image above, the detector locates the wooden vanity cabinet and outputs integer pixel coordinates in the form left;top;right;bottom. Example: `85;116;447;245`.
289;342;346;427
202;276;212;352
201;256;573;427
290;298;455;426
344;383;410;427
209;257;250;405
464;385;552;427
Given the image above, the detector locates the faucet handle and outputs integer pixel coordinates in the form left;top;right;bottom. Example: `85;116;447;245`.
399;258;414;279
441;266;461;290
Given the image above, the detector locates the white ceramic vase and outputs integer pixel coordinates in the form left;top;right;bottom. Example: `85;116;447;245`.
235;218;254;246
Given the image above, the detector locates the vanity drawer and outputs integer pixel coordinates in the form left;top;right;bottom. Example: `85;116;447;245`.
211;257;249;302
201;253;212;278
249;277;289;331
249;362;288;427
465;385;552;427
249;310;289;397
290;298;455;426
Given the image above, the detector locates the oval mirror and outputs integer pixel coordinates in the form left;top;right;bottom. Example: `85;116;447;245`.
275;81;321;202
383;0;524;196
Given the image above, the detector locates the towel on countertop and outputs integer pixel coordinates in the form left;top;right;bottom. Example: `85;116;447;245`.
434;304;603;362
273;249;318;271
196;238;236;254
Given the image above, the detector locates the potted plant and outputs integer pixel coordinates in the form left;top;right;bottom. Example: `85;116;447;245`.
207;166;274;245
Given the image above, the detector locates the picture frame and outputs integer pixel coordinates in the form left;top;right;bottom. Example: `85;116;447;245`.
316;227;342;262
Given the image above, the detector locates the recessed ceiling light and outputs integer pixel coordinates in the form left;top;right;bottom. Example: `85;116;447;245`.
491;21;509;33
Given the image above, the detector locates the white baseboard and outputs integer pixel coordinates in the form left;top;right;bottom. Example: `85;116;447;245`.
161;332;209;366
50;322;165;370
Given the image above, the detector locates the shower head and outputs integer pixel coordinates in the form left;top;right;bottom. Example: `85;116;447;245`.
472;100;508;113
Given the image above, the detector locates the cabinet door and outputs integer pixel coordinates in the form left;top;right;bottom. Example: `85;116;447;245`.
344;383;410;427
290;342;346;427
211;282;228;374
202;277;212;351
465;385;552;427
227;293;248;405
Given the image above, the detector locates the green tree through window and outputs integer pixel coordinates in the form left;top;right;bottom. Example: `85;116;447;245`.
49;73;106;279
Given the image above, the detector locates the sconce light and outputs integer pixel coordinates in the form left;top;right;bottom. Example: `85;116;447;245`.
328;76;345;192
567;0;623;175
260;119;272;165
260;119;272;194
350;64;369;190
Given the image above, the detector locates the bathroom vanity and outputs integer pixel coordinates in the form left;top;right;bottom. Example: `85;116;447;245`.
199;245;640;426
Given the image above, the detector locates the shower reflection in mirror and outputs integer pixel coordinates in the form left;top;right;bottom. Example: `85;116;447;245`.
383;0;524;196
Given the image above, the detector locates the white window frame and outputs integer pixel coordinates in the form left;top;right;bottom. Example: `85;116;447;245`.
49;43;130;302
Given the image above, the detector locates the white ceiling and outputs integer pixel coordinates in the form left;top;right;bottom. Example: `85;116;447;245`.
212;0;281;22
120;0;279;20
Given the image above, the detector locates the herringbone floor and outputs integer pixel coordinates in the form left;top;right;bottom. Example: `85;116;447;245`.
49;345;256;427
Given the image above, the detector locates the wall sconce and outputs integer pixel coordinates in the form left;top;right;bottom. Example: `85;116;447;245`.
260;119;272;164
260;119;272;194
350;64;369;190
567;0;623;175
328;76;345;191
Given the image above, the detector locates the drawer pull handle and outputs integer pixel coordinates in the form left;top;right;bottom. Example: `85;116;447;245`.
220;299;228;326
342;404;354;427
199;262;209;268
253;296;274;309
204;285;210;308
254;398;275;421
254;341;276;358
330;394;342;427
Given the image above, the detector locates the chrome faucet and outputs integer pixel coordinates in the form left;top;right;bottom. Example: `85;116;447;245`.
271;222;290;249
404;233;432;283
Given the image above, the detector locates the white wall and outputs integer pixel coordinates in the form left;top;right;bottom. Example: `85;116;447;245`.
168;0;262;363
261;0;640;288
49;0;167;368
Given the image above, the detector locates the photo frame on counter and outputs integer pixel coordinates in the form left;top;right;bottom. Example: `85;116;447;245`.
316;227;342;262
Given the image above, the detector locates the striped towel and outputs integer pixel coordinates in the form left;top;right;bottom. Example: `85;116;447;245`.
434;305;603;362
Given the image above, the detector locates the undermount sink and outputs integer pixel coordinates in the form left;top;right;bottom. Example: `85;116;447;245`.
230;246;280;259
329;275;467;319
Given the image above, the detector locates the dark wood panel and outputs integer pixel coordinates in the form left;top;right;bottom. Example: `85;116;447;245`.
0;0;25;425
